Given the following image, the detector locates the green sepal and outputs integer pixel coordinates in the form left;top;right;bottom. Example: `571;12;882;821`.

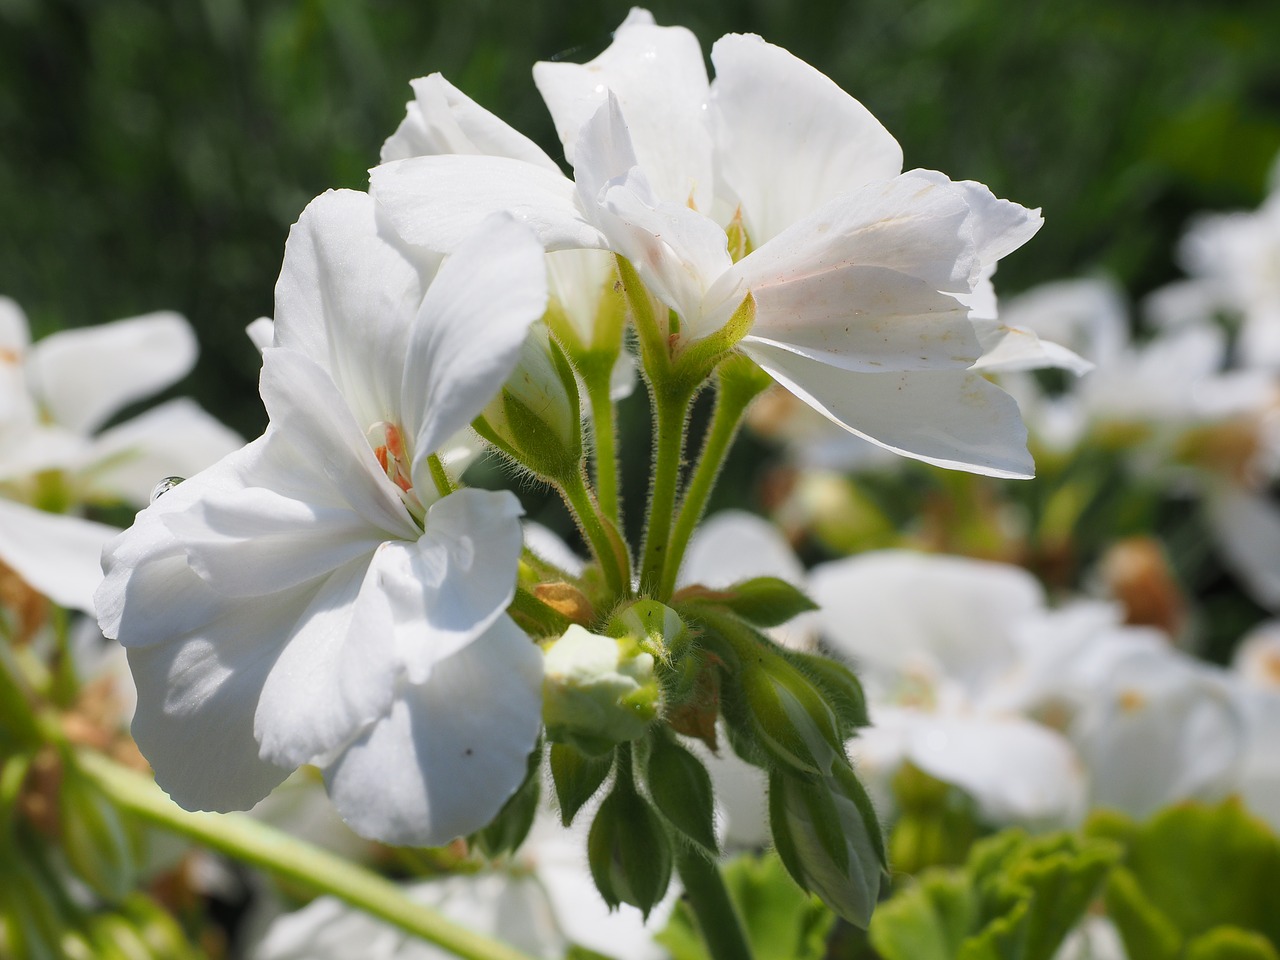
682;576;817;629
587;768;674;917
550;742;613;828
674;293;757;388
782;648;870;735
644;732;718;856
768;767;885;928
728;652;844;776
472;740;542;859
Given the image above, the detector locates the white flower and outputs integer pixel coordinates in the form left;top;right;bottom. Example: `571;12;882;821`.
372;11;1049;478
0;297;240;612
1229;624;1280;831
96;190;550;845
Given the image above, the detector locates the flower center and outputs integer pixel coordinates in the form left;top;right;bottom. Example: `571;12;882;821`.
367;420;424;520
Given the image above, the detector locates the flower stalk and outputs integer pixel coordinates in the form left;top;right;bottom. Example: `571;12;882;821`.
75;750;539;960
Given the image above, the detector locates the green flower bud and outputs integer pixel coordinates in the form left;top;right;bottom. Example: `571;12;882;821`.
725;648;845;776
644;733;718;855
588;773;673;917
474;323;582;481
781;648;870;737
543;626;660;756
769;764;887;928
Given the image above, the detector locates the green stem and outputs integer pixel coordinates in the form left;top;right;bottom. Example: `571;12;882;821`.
558;468;631;600
75;751;537;960
658;358;771;600
675;846;754;960
584;365;622;529
508;586;573;638
640;386;694;595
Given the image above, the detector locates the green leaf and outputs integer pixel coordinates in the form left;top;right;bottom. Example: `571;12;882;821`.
645;733;718;855
1185;927;1280;960
715;576;818;628
656;852;837;960
869;871;977;960
549;743;612;828
1101;866;1181;960
1100;800;1280;944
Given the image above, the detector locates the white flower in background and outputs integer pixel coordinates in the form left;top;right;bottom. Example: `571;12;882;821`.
810;550;1248;825
0;296;240;613
96;190;549;845
810;551;1086;826
1174;159;1280;369
1230;623;1280;831
372;10;1058;479
253;809;673;960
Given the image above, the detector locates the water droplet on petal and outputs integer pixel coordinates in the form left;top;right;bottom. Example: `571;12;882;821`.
150;477;185;503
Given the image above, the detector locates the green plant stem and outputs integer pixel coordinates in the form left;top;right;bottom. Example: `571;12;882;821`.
75;750;537;960
658;360;771;601
509;586;573;638
640;386;694;595
583;366;621;528
675;846;754;960
558;468;631;600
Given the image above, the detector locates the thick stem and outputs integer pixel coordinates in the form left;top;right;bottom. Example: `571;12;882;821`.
675;846;754;960
558;468;632;600
583;366;621;529
640;386;694;595
76;751;537;960
658;358;771;601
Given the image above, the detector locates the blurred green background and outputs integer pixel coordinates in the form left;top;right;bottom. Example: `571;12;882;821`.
2;0;1279;442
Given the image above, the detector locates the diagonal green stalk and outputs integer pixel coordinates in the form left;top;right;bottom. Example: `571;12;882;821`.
658;356;772;601
675;845;755;960
558;467;632;600
640;384;695;595
75;751;537;960
583;363;622;529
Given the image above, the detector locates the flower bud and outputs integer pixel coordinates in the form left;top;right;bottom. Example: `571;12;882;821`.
724;647;845;776
588;774;673;917
474;323;582;481
769;764;886;928
542;626;660;756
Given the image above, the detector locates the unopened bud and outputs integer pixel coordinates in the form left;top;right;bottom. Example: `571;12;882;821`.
587;775;673;917
543;626;659;756
475;323;582;481
769;764;886;928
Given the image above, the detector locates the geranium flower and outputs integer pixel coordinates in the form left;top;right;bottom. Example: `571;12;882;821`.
0;297;240;612
96;190;549;845
372;11;1052;478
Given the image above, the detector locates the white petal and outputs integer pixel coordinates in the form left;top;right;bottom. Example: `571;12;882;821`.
971;320;1095;375
258;348;418;536
126;594;301;811
0;422;86;481
905;714;1085;826
324;616;542;846
546;248;616;346
27;312;197;434
907;171;1043;265
1205;485;1280;610
378;489;524;683
401;213;549;468
0;498;117;614
523;521;586;578
745;341;1034;478
734;174;979;320
709;33;902;246
246;317;275;353
0;296;33;421
741;263;981;373
273;189;425;428
810;550;1043;686
253;559;397;768
81;398;244;507
381;73;560;171
534;13;713;210
372;155;606;254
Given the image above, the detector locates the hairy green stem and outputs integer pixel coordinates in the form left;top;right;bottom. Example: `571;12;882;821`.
658;358;771;600
509;586;573;638
675;846;755;960
640;386;694;595
558;468;632;600
76;751;537;960
583;366;622;528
